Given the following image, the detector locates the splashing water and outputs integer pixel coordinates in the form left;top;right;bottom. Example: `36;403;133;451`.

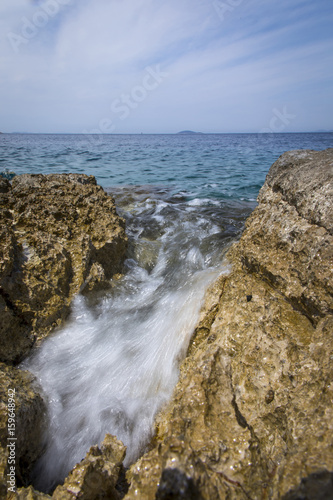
22;186;248;492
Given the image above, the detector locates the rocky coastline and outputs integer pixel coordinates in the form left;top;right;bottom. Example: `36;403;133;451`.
0;174;127;497
1;150;332;499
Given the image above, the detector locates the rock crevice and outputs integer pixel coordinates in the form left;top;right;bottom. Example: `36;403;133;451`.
122;149;333;500
2;150;333;499
0;174;128;498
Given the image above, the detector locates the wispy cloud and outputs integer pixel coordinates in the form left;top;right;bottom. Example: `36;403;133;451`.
0;0;332;133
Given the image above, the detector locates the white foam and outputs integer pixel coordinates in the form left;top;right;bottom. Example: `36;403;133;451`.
22;190;230;492
187;198;220;207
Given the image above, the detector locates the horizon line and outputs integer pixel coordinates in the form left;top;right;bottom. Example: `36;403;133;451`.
1;131;332;135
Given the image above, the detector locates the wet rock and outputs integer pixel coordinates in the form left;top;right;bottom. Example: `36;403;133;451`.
132;239;161;273
52;434;126;500
123;149;333;499
0;174;127;364
0;364;46;497
4;151;333;499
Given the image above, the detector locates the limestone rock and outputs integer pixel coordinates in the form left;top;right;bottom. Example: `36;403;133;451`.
230;148;333;324
4;151;333;499
262;149;333;234
0;174;127;364
123;149;333;499
10;485;51;499
52;434;126;500
0;364;46;497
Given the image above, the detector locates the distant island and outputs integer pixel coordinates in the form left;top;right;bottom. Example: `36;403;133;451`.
177;130;204;135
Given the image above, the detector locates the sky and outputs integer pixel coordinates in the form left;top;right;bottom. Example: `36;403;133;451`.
0;0;332;134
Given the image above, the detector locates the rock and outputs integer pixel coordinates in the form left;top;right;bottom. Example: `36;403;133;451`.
0;174;128;494
263;149;333;234
0;364;46;497
10;485;51;499
282;470;333;500
155;468;202;499
4;151;333;499
0;174;127;364
123;149;333;499
52;434;126;500
132;239;161;273
230;148;333;324
0;178;11;193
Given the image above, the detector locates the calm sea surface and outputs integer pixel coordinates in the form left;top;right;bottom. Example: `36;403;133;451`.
1;133;332;201
2;132;332;492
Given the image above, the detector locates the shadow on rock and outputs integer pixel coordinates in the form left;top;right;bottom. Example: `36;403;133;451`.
282;470;333;500
155;468;203;500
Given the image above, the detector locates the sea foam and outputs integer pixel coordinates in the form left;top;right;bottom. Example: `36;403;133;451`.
22;187;230;492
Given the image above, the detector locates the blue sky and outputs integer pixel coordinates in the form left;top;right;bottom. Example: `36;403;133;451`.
0;0;332;133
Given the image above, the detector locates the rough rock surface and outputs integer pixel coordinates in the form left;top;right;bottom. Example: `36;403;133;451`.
0;174;127;364
0;364;46;498
3;150;333;499
12;434;127;500
121;149;333;499
52;434;126;500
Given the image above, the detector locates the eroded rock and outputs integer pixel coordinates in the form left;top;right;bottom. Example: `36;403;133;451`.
0;364;46;497
11;435;126;499
123;149;333;499
0;174;127;364
230;148;333;323
52;434;126;500
2;151;333;499
10;485;51;499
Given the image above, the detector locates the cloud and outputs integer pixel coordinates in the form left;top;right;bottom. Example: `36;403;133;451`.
0;0;332;132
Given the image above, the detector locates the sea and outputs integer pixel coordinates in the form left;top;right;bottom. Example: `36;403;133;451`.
1;132;332;492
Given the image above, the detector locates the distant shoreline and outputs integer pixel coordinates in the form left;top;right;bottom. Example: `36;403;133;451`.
2;131;332;135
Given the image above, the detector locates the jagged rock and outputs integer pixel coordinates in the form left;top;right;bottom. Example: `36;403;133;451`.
0;364;46;497
123;149;333;499
230;148;333;323
14;435;127;499
52;434;126;500
3;151;333;499
0;174;127;496
0;174;127;364
10;485;51;499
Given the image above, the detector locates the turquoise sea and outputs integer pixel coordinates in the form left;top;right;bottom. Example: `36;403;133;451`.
1;132;332;201
2;132;332;492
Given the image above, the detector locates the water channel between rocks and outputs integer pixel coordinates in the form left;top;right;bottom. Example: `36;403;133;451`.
21;185;253;493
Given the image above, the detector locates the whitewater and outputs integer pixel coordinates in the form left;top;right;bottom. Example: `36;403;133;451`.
10;132;331;492
21;185;236;492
